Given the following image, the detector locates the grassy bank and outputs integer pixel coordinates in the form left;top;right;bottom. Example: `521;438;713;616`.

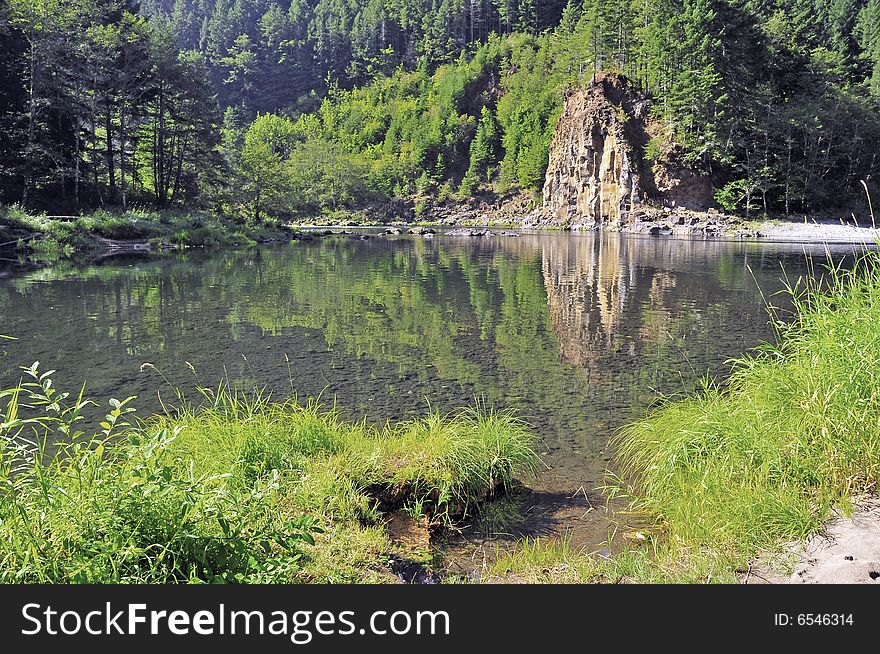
0;205;296;263
6;246;879;585
489;248;880;583
0;367;538;583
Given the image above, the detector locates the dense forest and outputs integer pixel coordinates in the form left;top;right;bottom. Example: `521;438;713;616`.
3;0;880;219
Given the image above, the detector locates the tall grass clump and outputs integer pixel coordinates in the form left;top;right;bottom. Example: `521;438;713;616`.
0;366;538;583
367;407;540;517
614;249;880;560
163;395;539;529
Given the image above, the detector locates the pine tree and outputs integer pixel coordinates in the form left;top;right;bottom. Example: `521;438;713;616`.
860;0;880;94
461;104;500;192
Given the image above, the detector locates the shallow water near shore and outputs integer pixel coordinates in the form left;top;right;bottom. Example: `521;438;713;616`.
0;231;869;565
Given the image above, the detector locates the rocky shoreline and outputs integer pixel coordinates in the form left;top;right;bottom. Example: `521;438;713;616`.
296;198;880;245
6;203;878;275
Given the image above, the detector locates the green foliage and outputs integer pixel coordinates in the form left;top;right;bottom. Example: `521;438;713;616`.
287;137;372;210
5;0;880;218
139;0;566;111
496;34;563;193
0;363;310;583
228;33;567;212
0;204;292;263
1;0;223;211
485;249;880;586
461;106;500;193
227;38;507;213
239;113;298;222
859;0;880;94
714;179;750;213
644;134;665;162
0;365;539;583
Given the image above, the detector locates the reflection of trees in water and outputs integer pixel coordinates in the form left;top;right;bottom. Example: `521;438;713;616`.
0;236;790;445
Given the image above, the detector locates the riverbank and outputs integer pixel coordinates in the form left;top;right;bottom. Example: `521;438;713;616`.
0;372;538;583
295;195;880;244
745;497;880;584
0;205;298;265
5;202;880;272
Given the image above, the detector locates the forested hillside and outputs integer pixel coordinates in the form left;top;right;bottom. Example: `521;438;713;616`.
3;0;880;220
139;0;566;112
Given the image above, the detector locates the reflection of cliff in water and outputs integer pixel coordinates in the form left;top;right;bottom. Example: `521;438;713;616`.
0;234;818;441
543;237;632;379
535;234;788;391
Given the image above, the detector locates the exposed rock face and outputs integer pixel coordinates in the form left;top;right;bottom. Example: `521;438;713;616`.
541;74;646;228
537;73;713;229
651;162;714;212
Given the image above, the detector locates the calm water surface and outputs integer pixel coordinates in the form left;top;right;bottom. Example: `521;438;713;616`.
0;232;860;550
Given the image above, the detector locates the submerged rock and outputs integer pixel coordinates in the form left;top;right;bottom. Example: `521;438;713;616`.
446;228;482;236
445;228;519;237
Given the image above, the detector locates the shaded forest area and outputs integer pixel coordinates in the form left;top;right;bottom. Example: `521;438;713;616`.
3;0;880;221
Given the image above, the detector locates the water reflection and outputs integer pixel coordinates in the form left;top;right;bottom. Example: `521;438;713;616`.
0;233;860;542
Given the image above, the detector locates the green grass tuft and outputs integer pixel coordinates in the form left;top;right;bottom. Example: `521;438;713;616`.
613;248;880;563
0;370;538;583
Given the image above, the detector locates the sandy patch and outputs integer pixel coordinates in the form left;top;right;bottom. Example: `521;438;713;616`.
757;220;880;244
745;498;880;584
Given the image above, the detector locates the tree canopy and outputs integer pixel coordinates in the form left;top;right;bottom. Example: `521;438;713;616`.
3;0;880;218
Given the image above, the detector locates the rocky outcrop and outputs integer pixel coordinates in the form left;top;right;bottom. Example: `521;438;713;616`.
535;73;714;229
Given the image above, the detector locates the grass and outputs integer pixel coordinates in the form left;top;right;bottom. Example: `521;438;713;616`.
0;366;539;583
0;204;295;263
483;538;742;584
606;248;880;576
471;492;529;536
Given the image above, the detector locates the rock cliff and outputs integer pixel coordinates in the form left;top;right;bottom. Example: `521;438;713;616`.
535;73;714;229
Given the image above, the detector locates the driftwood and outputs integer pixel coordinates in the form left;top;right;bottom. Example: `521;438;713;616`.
0;233;39;248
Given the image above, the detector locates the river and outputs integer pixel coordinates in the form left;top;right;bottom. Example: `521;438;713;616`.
0;231;865;559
